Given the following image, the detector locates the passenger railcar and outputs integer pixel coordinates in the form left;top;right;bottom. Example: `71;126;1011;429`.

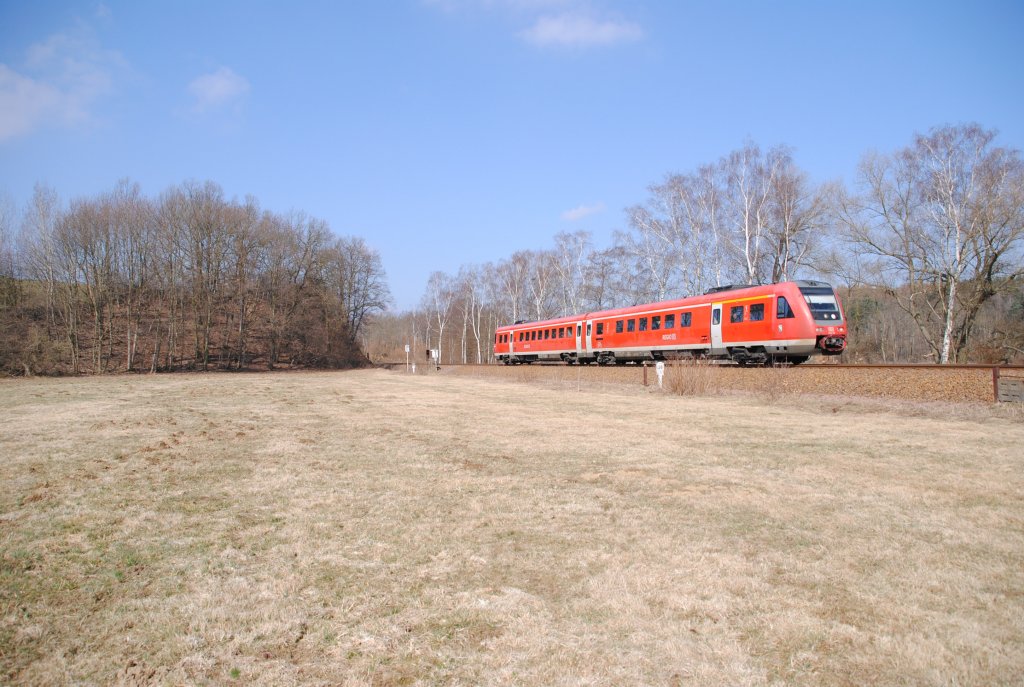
493;280;846;366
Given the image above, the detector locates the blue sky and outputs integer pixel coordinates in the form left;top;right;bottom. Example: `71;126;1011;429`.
2;1;1022;310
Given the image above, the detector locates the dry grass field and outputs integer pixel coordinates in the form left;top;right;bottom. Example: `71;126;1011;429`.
2;370;1023;686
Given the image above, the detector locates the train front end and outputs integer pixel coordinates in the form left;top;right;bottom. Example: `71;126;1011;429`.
797;281;847;355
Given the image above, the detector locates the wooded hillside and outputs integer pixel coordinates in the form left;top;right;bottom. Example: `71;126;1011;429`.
0;180;389;375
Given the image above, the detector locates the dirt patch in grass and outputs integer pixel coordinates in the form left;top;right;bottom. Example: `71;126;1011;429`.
2;370;1023;685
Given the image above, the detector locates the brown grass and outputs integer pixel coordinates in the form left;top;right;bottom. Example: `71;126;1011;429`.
663;359;718;397
2;370;1023;685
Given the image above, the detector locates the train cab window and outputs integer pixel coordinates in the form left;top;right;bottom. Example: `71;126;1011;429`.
750;303;765;322
627;319;635;333
615;320;623;334
680;312;692;327
596;322;604;335
652;315;661;330
777;296;795;319
639;317;648;332
665;314;675;329
730;306;744;323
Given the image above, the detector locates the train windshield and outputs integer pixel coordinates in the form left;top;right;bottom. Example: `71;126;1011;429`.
799;285;843;322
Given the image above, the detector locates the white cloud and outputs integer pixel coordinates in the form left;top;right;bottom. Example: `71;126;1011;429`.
0;65;62;142
425;1;643;49
0;30;124;142
561;202;605;221
520;13;642;47
188;67;250;113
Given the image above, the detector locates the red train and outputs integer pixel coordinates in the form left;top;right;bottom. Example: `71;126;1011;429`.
493;281;847;366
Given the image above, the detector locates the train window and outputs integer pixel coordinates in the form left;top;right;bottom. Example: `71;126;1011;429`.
652;315;661;330
639;317;648;332
627;319;635;332
543;330;549;340
577;324;582;336
557;327;563;338
712;309;721;326
615;320;623;333
681;312;692;327
596;322;604;335
777;296;794;319
532;331;537;341
730;306;744;323
665;314;675;329
750;303;765;322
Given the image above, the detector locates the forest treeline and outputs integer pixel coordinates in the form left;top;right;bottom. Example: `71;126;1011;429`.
367;124;1024;366
3;124;1022;375
0;180;389;375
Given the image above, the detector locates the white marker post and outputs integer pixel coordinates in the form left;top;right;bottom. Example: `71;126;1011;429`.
656;361;665;389
405;344;410;373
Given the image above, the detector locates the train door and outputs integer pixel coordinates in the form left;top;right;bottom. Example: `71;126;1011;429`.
710;303;725;355
575;322;583;359
585;319;594;357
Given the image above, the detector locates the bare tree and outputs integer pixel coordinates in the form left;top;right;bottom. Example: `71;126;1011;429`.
840;124;1024;363
719;142;781;284
489;252;531;324
333;236;390;342
424;271;456;364
552;230;592;315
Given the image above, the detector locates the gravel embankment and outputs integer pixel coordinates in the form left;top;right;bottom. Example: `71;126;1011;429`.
442;364;1021;403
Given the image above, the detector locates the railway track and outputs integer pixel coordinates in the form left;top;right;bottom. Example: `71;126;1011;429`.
380;361;1024;371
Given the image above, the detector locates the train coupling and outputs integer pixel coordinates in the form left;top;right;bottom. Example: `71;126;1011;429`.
818;335;847;355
